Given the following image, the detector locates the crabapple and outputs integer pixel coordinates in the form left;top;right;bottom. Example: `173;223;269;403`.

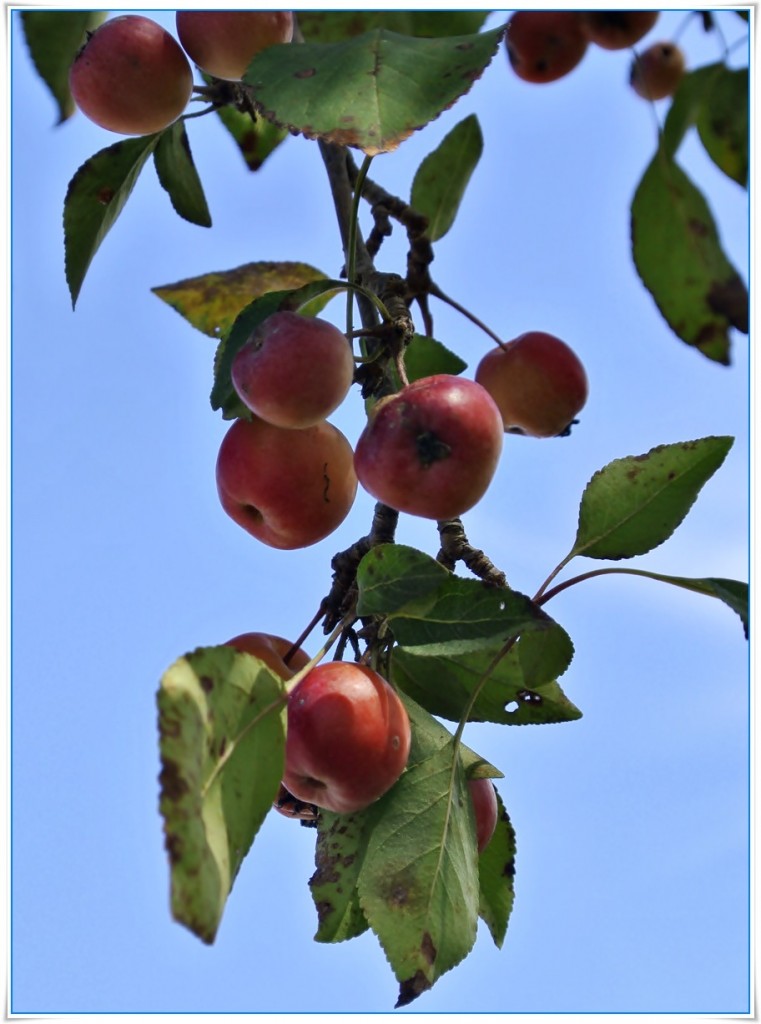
225;631;310;678
581;11;659;50
231;312;354;430
475;332;589;438
505;11;588;84
176;10;293;81
469;778;499;854
353;374;504;520
216;416;357;549
284;662;411;814
630;42;686;101
69;15;193;135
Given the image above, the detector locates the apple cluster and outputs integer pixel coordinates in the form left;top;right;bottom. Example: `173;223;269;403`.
69;11;294;135
505;10;686;100
226;632;498;853
217;312;589;548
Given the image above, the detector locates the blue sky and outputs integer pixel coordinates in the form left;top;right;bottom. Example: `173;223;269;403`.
10;6;751;1015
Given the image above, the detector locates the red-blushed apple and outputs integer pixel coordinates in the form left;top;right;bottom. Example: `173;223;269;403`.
284;662;411;814
231;312;355;429
505;11;588;84
630;42;686;101
353;374;504;520
176;10;293;81
468;778;499;854
475;332;588;438
225;631;311;678
216;416;357;549
69;15;193;135
581;11;659;50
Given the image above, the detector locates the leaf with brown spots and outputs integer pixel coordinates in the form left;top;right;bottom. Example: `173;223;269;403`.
242;27;504;155
631;150;748;363
478;788;517;948
571;436;734;561
152;261;334;340
157;645;286;944
309;811;370;943
356;733;480;1006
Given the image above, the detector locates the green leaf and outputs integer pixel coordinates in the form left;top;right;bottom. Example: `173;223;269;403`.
21;10;105;124
631;150;748;363
64;135;160;307
154;120;212;227
401;692;503;779
392;624;580;725
210;278;347;417
662;64;723;159
299;11;491;44
310;810;370;943
356;544;554;655
243;27;504;155
157;646;286;944
357;738;480;1006
662;63;748;188
571;436;734;561
410;114;483;241
696;66;748;187
478;788;516;948
405;334;467;380
214;103;288;171
152;261;333;339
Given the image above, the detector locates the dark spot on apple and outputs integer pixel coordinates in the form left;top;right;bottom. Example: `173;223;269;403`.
416;431;451;467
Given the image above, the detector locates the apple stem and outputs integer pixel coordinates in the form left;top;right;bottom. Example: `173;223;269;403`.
427;282;510;352
284;604;327;666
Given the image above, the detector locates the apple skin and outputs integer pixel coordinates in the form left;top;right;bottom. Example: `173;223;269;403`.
354;375;504;520
505;11;588;84
475;332;589;439
581;11;658;50
176;10;293;81
469;778;499;854
69;15;193;135
216;416;357;549
630;43;686;101
231;312;355;430
225;631;311;678
284;663;411;814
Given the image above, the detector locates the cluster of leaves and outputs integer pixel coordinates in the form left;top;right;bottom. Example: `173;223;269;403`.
20;8;749;1007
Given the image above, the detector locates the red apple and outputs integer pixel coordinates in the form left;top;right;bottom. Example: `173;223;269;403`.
505;11;588;84
176;10;293;81
216;416;357;549
630;42;686;101
284;662;411;814
475;332;588;438
468;778;499;854
581;11;659;50
225;631;310;678
231;312;355;429
353;375;504;520
69;15;193;135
